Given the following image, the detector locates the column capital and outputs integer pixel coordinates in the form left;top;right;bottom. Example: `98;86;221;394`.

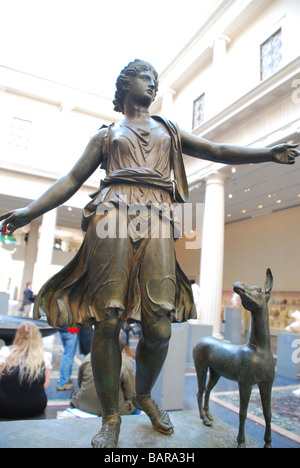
163;87;176;96
203;168;231;186
161;88;176;116
213;34;231;45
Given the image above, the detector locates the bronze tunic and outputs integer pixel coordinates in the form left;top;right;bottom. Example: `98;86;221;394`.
34;118;196;328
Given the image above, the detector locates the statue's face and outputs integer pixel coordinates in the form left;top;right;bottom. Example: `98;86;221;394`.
126;70;156;108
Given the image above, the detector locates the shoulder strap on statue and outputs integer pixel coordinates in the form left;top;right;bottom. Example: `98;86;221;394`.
152;115;189;203
98;122;115;172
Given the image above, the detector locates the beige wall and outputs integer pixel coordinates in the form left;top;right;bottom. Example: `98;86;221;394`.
175;236;201;283
175;205;300;293
223;205;300;291
164;0;300;135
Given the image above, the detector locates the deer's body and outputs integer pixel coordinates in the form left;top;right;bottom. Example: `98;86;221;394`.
193;269;275;448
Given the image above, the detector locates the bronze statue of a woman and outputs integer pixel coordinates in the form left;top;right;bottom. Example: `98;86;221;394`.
0;60;298;448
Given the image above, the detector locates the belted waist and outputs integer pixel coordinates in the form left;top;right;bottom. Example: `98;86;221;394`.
81;168;174;232
99;168;174;193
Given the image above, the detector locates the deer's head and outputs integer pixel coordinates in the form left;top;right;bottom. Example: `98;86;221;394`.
233;269;273;313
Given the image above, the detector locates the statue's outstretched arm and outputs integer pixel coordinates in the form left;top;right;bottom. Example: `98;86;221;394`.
180;128;299;166
0;129;106;235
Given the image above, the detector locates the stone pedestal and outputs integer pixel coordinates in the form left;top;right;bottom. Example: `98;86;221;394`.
277;332;300;378
186;321;213;365
0;292;9;314
152;323;188;411
224;307;242;344
0;411;261;448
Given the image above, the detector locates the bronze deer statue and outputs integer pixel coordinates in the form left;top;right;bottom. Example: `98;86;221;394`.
193;269;275;448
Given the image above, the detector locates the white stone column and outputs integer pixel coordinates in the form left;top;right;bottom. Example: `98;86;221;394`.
161;88;176;117
199;171;227;337
207;35;230;117
20;219;39;298
213;36;228;68
32;209;57;293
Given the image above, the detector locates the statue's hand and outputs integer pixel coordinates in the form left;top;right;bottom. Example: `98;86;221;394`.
0;207;32;236
271;143;300;165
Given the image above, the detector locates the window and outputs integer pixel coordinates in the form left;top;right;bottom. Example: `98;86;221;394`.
192;93;205;129
8;117;32;150
260;28;282;81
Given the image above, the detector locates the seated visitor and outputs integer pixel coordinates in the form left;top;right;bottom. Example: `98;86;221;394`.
70;349;136;416
0;321;52;419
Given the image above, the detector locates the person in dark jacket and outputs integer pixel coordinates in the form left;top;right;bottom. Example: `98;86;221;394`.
22;282;36;317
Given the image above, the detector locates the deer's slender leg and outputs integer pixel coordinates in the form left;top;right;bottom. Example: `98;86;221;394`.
194;356;209;425
237;383;252;448
203;368;220;422
258;382;273;448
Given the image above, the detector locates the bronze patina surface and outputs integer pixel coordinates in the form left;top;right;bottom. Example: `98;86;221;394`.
0;60;298;448
193;269;275;448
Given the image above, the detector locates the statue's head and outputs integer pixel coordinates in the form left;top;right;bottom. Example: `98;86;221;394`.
113;59;159;114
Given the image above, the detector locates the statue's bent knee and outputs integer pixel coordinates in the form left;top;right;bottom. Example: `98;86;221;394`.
143;316;172;349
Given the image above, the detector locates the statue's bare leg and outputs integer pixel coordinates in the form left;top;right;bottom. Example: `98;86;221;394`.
90;313;122;448
134;315;174;435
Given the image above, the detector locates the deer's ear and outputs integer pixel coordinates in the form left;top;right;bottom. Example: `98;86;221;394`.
264;268;273;294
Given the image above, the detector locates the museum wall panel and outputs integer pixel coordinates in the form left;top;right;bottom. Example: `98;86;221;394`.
223;205;300;291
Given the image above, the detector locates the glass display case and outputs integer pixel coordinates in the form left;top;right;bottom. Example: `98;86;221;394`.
269;291;300;334
222;290;300;336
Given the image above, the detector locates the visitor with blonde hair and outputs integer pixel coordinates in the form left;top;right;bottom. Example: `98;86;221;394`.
0;321;52;419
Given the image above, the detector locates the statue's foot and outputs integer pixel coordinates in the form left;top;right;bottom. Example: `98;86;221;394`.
91;415;121;448
133;393;174;435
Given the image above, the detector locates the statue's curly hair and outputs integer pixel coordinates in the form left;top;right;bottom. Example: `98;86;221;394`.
113;59;159;114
